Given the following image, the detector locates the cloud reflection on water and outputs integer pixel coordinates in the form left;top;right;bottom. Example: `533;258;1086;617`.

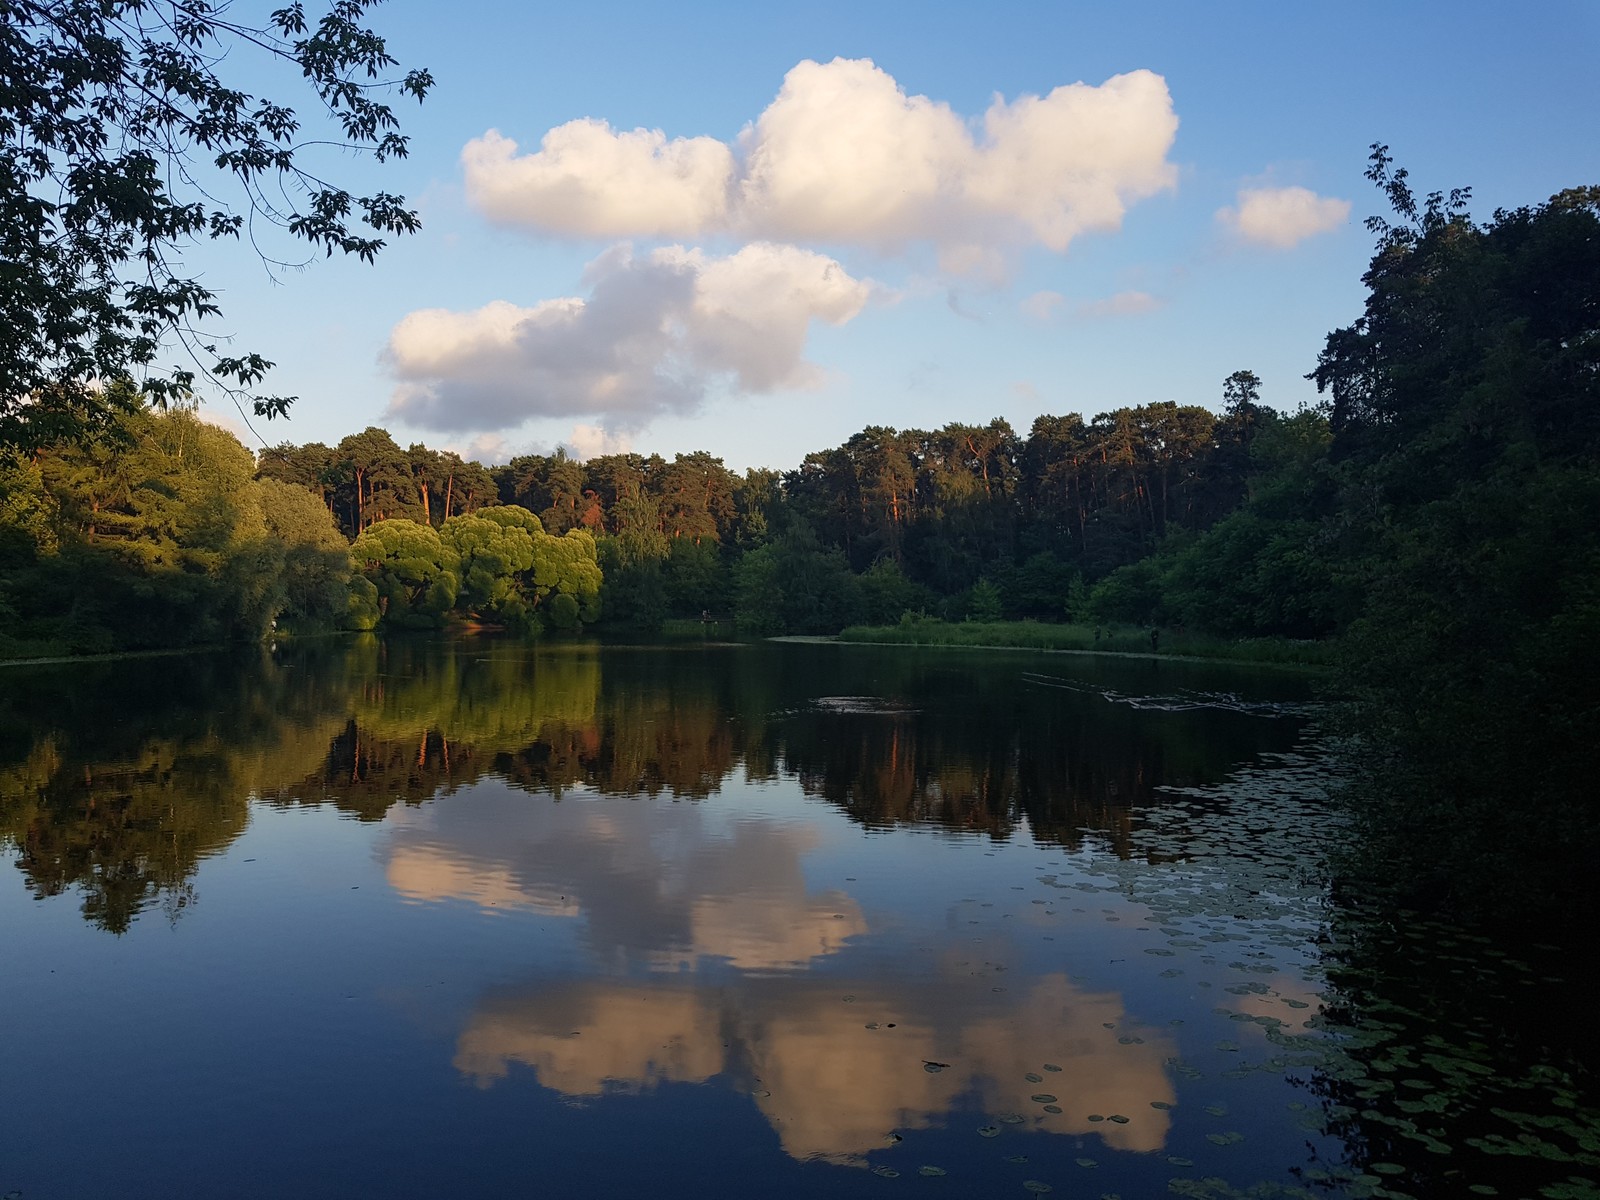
382;787;866;969
455;973;1175;1162
379;781;1174;1164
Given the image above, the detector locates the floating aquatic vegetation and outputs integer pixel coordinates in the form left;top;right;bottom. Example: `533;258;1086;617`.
1020;674;1322;718
808;697;920;716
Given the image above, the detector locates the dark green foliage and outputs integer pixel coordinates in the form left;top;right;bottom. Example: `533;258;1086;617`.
1314;151;1600;923
257;477;351;631
734;529;863;635
0;0;430;447
546;591;581;631
731;545;783;635
596;531;669;631
998;551;1082;620
662;536;731;616
839;617;1335;665
963;578;1003;622
857;559;936;625
1084;406;1342;638
0;406;316;652
1085;556;1166;627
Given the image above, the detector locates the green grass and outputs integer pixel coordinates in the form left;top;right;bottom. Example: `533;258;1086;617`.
836;618;1336;668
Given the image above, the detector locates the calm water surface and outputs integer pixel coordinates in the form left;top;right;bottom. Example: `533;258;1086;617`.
1;637;1595;1199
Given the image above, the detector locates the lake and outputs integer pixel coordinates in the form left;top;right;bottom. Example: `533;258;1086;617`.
2;636;1595;1199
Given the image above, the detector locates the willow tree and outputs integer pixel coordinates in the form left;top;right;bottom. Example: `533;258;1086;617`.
350;518;459;628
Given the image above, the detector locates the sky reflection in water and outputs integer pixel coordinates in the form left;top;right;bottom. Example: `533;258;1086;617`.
0;638;1364;1199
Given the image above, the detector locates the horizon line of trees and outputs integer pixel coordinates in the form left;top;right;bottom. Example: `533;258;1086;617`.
242;370;1320;640
2;375;1314;657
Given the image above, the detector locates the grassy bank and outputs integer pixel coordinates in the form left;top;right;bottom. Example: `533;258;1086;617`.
838;618;1336;668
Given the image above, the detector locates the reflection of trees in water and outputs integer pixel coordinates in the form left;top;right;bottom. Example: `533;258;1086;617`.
1;637;1304;930
263;639;603;817
761;654;1304;854
0;647;342;932
272;721;487;821
4;739;242;933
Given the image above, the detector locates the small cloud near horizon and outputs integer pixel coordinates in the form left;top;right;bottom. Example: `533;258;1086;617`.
1216;185;1350;249
565;424;633;460
195;403;255;445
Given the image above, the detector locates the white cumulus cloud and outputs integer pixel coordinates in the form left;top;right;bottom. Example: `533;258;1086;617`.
463;122;735;239
383;243;872;435
1217;186;1351;249
461;58;1179;265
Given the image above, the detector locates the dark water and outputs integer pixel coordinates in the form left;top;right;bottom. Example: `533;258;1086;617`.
1;637;1594;1199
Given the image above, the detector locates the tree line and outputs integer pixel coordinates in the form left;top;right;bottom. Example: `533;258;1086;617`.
0;394;601;655
0;369;1325;656
237;369;1323;640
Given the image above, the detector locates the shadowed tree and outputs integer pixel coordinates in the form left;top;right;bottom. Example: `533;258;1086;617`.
0;0;431;448
1312;149;1600;921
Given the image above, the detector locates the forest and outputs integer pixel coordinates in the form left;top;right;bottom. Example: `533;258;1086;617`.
2;155;1598;924
0;370;1327;651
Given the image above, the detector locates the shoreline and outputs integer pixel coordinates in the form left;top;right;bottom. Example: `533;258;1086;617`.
827;629;1334;672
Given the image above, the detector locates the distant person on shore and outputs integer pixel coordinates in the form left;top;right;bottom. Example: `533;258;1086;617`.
1150;627;1160;653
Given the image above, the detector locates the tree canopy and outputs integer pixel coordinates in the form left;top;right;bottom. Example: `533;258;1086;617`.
1310;149;1600;919
0;0;431;447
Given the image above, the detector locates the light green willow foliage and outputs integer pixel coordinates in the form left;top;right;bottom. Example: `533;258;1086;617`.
534;528;603;625
441;510;538;623
352;505;602;631
350;518;460;628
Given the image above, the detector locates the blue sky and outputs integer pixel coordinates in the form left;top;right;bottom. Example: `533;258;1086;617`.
192;0;1599;471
